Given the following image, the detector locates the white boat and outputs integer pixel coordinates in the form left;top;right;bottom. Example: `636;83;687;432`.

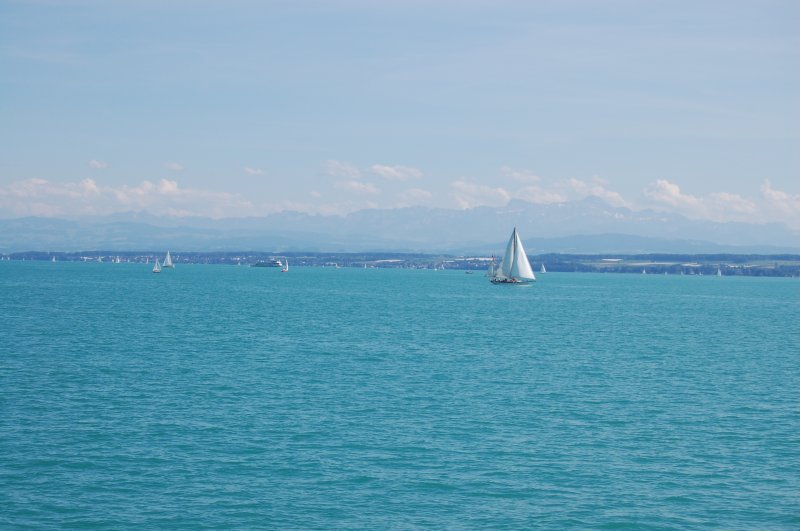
716;268;722;277
51;256;56;262
152;258;162;273
163;251;174;268
114;256;121;264
281;258;289;273
252;258;282;268
540;263;546;274
490;228;536;284
642;269;647;275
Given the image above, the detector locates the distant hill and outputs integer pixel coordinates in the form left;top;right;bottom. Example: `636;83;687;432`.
2;198;799;254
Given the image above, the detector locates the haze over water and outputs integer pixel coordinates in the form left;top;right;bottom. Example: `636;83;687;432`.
1;262;798;528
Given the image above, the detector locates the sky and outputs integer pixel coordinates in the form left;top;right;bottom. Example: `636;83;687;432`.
1;0;799;227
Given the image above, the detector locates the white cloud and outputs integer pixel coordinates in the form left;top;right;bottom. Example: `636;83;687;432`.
244;167;264;175
370;164;423;181
451;180;510;209
88;159;108;169
164;162;184;172
644;179;705;215
335;180;380;194
516;185;566;204
708;192;756;215
0;178;254;218
642;179;796;225
325;160;361;179
566;178;630;208
761;180;800;215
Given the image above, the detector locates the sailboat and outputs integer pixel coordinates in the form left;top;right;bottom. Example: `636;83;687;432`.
540;263;547;274
489;228;536;284
152;258;162;273
163;251;174;269
51;256;56;262
716;268;722;277
281;258;289;273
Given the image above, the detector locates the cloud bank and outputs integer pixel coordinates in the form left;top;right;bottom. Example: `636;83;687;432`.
0;166;797;229
0;178;253;218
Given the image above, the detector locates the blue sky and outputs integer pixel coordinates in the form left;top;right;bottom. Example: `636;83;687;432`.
1;1;798;226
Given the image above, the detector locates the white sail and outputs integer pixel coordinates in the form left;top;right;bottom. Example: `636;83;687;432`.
163;251;174;268
491;228;536;283
153;258;161;273
716;268;722;277
282;258;289;272
540;263;546;274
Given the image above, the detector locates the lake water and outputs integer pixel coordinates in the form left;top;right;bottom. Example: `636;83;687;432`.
2;262;799;528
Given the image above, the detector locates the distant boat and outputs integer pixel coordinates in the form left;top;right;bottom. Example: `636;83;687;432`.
717;268;722;277
490;228;536;284
642;269;647;275
163;251;174;269
281;258;289;273
51;256;56;262
152;258;162;273
540;263;547;274
252;258;282;268
114;256;121;264
146;257;149;264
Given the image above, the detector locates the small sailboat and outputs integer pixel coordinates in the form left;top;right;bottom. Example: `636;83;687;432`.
51;256;56;262
281;258;289;273
146;257;150;265
540;263;546;274
152;258;162;273
163;251;174;269
489;228;536;284
642;269;647;275
716;268;722;277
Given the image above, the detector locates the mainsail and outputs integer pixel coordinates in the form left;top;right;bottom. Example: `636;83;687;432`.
491;228;536;283
163;251;174;268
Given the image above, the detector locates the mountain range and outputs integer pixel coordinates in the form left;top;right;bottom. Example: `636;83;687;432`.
2;197;798;254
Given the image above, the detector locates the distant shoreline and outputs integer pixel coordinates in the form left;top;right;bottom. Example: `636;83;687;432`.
4;251;800;277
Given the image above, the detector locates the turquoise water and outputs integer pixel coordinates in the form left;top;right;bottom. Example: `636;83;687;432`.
2;262;799;529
